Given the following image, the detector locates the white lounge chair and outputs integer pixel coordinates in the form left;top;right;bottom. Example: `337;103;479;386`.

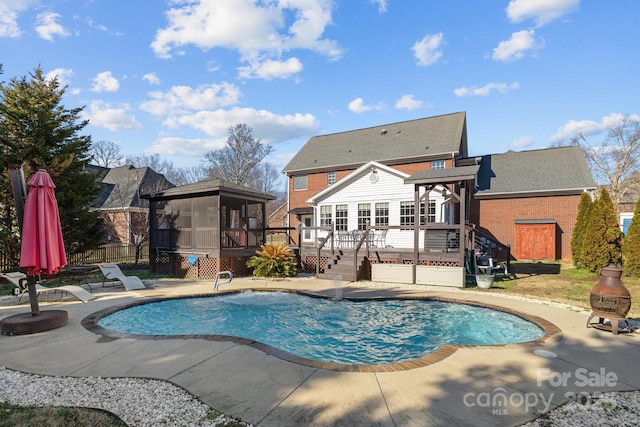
1;272;96;303
98;264;146;290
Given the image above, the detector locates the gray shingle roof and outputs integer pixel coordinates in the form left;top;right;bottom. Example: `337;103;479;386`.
282;112;467;174
144;178;275;201
92;165;175;209
475;146;597;197
405;165;480;184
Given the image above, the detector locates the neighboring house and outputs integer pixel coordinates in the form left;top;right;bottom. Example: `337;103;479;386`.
616;171;640;235
282;112;597;283
91;165;175;244
143;178;275;278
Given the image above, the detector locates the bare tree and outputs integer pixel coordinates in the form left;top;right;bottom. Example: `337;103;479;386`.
204;123;274;186
554;114;640;212
90;140;123;167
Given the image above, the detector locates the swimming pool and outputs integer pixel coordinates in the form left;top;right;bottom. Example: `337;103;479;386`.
92;290;546;366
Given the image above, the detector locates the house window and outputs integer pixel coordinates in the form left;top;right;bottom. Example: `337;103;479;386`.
320;205;332;227
293;175;307;190
400;201;414;229
431;159;445;170
375;202;389;227
427;200;436;223
327;171;336;185
400;201;425;229
335;204;348;231
358;203;371;230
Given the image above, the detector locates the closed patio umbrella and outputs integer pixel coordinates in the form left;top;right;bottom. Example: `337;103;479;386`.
19;169;67;316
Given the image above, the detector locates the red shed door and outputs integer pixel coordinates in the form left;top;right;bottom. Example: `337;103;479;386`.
514;223;556;260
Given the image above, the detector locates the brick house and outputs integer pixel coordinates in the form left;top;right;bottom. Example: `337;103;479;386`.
91;165;175;245
282;112;597;284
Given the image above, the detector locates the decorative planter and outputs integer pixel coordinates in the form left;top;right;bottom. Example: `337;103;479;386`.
415;265;464;287
476;274;495;289
371;263;415;284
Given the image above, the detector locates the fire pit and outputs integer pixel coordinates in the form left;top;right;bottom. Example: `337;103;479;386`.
587;265;631;335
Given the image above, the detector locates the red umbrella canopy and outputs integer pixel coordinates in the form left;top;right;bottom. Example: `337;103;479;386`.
19;169;67;276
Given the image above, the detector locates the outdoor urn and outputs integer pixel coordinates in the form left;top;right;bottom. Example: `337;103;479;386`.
587;265;631;334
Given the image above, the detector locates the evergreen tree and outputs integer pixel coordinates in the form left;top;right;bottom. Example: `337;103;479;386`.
622;198;640;276
571;192;593;268
583;188;622;273
0;67;102;259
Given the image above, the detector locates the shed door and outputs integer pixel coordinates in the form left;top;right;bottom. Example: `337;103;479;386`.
514;223;556;260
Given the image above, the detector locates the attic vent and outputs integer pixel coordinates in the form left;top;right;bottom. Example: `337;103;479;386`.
347;149;352;153
396;127;401;134
380;129;387;135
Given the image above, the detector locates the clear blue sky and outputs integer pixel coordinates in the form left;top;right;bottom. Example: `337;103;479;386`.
1;0;638;173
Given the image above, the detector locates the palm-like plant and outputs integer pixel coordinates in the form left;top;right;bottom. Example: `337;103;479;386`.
246;242;298;277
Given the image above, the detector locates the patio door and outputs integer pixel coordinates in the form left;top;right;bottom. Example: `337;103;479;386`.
301;214;314;245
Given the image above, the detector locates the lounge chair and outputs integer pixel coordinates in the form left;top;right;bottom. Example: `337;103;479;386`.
1;272;95;303
98;264;146;290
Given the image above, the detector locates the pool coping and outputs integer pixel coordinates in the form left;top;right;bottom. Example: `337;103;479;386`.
81;288;563;373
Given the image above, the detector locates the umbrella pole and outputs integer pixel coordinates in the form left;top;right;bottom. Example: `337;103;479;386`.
26;276;40;317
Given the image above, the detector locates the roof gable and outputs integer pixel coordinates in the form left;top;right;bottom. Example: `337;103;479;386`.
307;161;409;204
475;146;597;197
283;112;467;174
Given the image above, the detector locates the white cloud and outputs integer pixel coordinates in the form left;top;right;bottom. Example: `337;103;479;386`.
151;0;343;80
492;30;543;62
91;71;120;92
348;98;384;114
551;113;640;141
237;57;303;80
142;73;160;85
148;136;226;156
0;0;36;38
35;12;70;41
371;0;388;14
509;136;535;149
412;33;444;66
140;82;241;116
165;107;320;143
453;82;520;97
84;100;142;131
45;68;74;87
395;94;423;110
506;0;579;27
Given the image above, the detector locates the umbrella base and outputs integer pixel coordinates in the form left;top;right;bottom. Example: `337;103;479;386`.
0;310;68;336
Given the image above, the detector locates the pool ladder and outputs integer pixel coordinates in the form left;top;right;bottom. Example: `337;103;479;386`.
213;271;233;291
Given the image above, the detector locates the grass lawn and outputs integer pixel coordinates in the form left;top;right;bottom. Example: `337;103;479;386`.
488;261;640;318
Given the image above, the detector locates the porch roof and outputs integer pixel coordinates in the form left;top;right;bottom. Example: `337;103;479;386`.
404;165;480;185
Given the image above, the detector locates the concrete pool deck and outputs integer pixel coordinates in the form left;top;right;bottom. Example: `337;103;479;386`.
1;276;639;426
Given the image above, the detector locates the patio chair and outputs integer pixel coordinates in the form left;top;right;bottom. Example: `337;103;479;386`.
1;271;96;303
98;264;146;290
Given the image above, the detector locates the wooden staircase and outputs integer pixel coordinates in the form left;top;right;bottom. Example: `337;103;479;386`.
317;249;367;282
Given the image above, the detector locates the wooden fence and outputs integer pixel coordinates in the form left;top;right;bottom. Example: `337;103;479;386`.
0;243;149;272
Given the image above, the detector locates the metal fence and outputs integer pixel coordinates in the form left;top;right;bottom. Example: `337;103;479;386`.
0;243;149;272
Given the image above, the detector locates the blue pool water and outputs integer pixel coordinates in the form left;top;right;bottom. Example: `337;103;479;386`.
97;291;544;365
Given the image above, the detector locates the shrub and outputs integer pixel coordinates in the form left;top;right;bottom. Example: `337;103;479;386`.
246;242;298;278
622;198;640;276
583;188;622;274
572;192;593;268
